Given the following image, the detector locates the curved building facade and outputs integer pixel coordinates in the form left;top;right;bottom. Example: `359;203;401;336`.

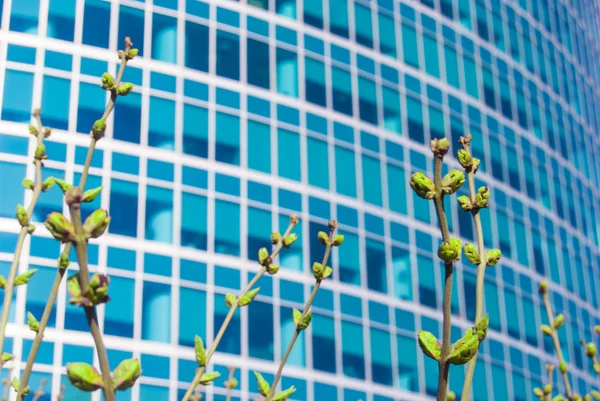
0;0;599;400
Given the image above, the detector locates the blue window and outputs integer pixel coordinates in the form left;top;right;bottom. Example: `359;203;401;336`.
104;277;134;337
179;287;206;346
183;104;208;158
358;77;378;125
216;112;240;165
378;12;396;57
181;192;207;250
248;207;271;257
304;0;323;28
362;154;382;206
214;294;240;354
248;301;274;360
382;86;401;133
342;320;365;379
392;246;412;300
334;145;357;197
152;13;177;63
2;70;33;122
185;21;209;72
83;0;110;48
332;66;352;116
25;267;57;329
402;23;419;68
406;96;424;143
109;179;138;238
366;239;386;293
371;328;393;385
247;120;271;173
423;32;440;78
10;0;39;33
145;186;173;243
247;38;270;89
329;0;348;37
114;92;142;144
305;57;326;106
118;5;145;57
354;3;373;48
278;129;301;181
307;137;329;189
48;0;75;41
149;96;175;149
312;314;336;373
276;48;298;98
142;281;171;343
214;200;240;256
77;82;105;134
217;30;240;80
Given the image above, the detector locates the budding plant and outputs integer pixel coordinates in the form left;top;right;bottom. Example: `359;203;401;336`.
254;220;343;401
1;38;141;401
224;366;238;401
533;281;600;401
410;136;500;401
182;215;300;401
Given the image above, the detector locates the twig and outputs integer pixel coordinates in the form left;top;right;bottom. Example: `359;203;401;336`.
224;366;236;401
265;222;337;401
56;384;66;401
432;152;454;401
0;108;48;360
540;284;572;398
17;38;135;401
181;217;299;401
460;136;487;401
31;378;46;401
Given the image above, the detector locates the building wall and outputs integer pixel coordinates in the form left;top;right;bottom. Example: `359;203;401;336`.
0;0;599;400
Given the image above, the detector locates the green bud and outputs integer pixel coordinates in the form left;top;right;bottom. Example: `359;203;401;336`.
438;238;462;262
112;359;141;391
199;372;220;386
473;314;489;342
194;336;207;367
1;353;11;362
485;249;501;267
594;363;600;374
543;384;552;394
533;388;544;397
282;233;297;247
595;326;600;336
66;363;104;392
473;186;490;208
585;394;592;401
447;391;456;401
225;377;238;389
225;293;237;307
463;243;480;265
312;262;324;280
457;195;473;212
332;234;344;246
41;177;55;191
83;209;111;239
82;186;104;203
591;390;600;400
539;281;548;294
27;311;39;333
441;169;465;194
267;264;280;275
117;82;134;96
12;377;29;396
293;308;312;331
16;204;29;227
254;371;270;397
457;149;473;170
101;72;115;90
431;137;450;155
34;144;47;160
258;247;270;265
559;361;567;373
447;329;480;365
27;223;35;234
471;158;481;173
323;266;332;279
409;172;435;199
58;252;69;269
53;178;73;194
541;325;553;336
239;287;260;306
0;276;5;289
317;231;329;245
22;178;35;190
28;125;38;136
15;269;37;286
273;386;297;401
126;48;139;60
552;396;568;401
91;119;107;140
586;342;597;357
554;314;565;329
271;232;282;244
417;331;441;361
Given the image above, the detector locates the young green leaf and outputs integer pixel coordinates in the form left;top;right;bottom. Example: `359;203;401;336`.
14;269;37;286
253;371;270;397
27;311;39;333
194;336;207;367
417;331;441;361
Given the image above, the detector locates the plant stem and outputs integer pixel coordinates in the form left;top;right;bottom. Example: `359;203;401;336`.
181;220;299;401
0;109;47;358
546;365;554;401
541;291;572;398
265;226;335;401
31;378;46;401
17;39;133;399
433;154;453;401
225;366;235;401
460;142;487;401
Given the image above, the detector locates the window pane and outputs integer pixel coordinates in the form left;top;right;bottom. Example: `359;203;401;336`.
342;320;365;379
307;138;329;189
312;314;336;372
366;239;386;293
402;23;419;68
329;0;349;37
152;13;177;63
334;146;357;197
109;179;138;237
305;57;326;106
215;200;240;256
216;30;240;80
183;104;208;158
181;192;207;250
247;38;270;89
362;154;382;206
332;67;353;116
215;112;240;165
276;48;298;97
378;12;396;57
358;77;377;124
247;120;271;173
354;3;373;48
278;129;301;181
185;21;209;72
149;97;175;149
304;0;323;28
145;186;173;243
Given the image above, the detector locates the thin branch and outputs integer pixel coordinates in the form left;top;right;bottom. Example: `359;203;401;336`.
0;108;48;358
31;378;46;401
181;218;299;401
460;138;487;401
225;366;236;401
17;38;135;401
265;224;336;401
433;153;454;401
541;289;572;398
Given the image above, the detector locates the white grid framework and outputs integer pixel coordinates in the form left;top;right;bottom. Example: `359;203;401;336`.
0;0;598;400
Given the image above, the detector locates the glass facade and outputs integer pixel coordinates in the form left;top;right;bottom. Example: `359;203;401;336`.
0;0;598;400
